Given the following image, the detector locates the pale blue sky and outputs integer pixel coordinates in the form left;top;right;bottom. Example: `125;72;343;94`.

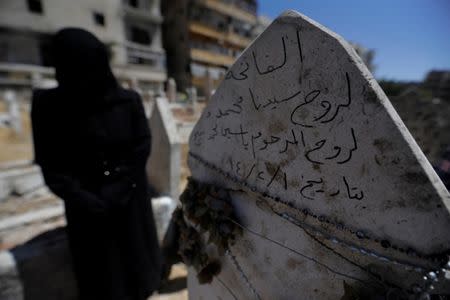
258;0;450;81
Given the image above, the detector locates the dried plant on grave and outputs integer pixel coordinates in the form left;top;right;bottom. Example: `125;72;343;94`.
180;177;242;255
174;177;243;283
173;207;221;284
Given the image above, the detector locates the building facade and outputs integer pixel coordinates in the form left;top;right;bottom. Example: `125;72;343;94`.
162;0;258;98
0;0;166;92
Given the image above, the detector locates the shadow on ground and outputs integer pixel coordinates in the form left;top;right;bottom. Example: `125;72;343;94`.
159;276;187;294
5;227;188;300
12;227;78;300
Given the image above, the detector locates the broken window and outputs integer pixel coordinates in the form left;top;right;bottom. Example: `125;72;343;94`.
130;26;151;45
127;0;138;8
93;12;105;26
27;0;43;14
39;36;54;67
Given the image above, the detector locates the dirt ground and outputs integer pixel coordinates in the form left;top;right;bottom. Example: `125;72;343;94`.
150;264;188;300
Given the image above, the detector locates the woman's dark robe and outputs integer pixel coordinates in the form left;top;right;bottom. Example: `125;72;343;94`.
31;28;162;300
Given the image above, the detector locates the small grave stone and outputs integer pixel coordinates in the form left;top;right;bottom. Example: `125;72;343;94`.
167;78;177;102
4;90;21;134
185;86;198;116
186;87;197;105
204;69;213;102
146;97;181;200
186;10;450;299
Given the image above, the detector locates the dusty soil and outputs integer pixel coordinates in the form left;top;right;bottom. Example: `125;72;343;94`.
150;264;188;300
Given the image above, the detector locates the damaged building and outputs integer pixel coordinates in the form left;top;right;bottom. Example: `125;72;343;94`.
162;0;258;98
0;0;167;93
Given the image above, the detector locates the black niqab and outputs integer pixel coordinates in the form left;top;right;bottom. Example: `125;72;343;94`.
31;28;162;300
53;28;117;97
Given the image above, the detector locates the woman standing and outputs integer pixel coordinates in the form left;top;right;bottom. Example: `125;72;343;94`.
31;28;162;300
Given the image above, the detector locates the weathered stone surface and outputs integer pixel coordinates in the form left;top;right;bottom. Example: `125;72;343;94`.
187;10;450;299
147;97;182;200
0;165;45;202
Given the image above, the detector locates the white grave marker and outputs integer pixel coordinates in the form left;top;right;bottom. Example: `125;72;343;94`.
186;10;450;299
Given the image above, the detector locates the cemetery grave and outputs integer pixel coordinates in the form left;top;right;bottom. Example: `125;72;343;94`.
182;10;450;299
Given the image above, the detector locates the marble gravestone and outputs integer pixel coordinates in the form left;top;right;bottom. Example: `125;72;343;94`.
187;10;450;299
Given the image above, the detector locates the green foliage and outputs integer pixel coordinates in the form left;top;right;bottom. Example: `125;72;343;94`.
378;79;416;97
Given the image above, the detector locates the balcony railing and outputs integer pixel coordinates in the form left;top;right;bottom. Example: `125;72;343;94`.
190;48;235;67
124;42;165;69
189;22;251;48
122;3;163;23
0;63;54;87
220;0;256;15
196;0;256;24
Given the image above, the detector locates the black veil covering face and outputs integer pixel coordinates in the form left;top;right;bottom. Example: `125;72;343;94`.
31;28;162;300
53;28;117;97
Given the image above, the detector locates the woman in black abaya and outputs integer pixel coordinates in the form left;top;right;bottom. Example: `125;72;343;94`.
31;28;162;300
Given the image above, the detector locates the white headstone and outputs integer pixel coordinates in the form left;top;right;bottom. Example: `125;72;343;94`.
186;10;450;299
146;97;181;200
167;78;177;102
142;90;155;118
4;90;21;134
204;69;214;102
186;87;197;105
186;86;199;116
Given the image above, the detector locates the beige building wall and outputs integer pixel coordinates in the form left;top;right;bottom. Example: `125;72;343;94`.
0;0;166;90
0;0;125;43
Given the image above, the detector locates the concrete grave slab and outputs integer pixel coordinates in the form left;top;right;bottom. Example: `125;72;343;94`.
147;97;182;200
186;10;450;299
